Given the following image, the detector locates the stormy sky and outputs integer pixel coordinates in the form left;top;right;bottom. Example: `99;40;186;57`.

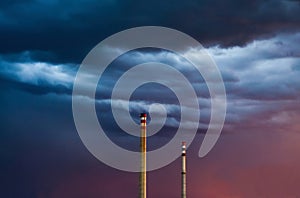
1;0;300;197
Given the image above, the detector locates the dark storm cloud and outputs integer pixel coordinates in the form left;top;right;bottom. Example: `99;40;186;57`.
1;0;300;63
0;0;121;63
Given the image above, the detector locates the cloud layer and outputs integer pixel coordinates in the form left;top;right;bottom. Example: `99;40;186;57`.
1;32;299;131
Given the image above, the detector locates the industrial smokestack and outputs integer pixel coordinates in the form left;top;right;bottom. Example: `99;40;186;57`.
181;142;187;198
139;113;147;198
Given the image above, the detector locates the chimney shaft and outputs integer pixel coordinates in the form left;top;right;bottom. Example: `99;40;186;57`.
181;142;187;198
139;113;147;198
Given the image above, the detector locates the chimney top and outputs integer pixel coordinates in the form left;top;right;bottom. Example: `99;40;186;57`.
140;113;147;118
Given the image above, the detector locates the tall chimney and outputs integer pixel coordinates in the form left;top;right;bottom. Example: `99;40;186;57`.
181;142;187;198
139;113;147;198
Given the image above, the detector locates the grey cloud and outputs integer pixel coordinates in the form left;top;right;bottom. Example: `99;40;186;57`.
205;32;300;128
0;53;76;95
211;32;300;101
